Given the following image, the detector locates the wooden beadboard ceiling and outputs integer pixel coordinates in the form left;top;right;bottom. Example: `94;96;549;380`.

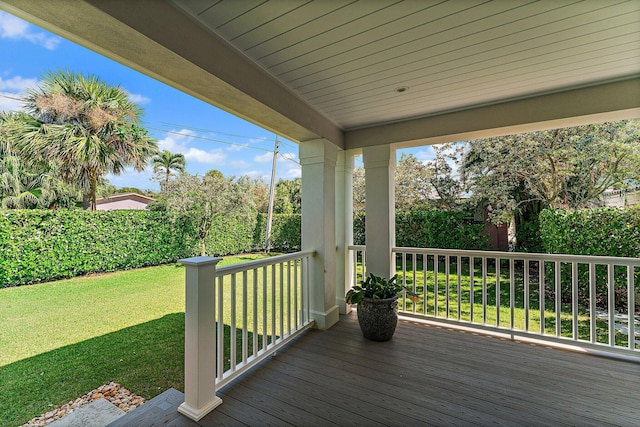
172;0;640;130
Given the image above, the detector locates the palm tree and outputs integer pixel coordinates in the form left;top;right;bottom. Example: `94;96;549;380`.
152;149;186;186
7;69;158;210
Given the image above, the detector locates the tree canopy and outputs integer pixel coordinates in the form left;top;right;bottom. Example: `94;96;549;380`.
461;120;640;224
3;69;157;210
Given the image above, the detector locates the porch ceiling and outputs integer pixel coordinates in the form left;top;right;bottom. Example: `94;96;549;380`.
1;0;639;149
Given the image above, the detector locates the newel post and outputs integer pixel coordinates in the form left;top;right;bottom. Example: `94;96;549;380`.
178;256;223;421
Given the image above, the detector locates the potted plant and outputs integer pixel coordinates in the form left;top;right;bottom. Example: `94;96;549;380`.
345;273;420;341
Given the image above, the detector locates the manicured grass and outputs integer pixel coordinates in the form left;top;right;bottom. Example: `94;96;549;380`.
393;257;631;347
0;254;270;427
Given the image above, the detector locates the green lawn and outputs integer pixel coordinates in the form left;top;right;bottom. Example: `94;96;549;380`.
0;254;270;427
393;256;633;348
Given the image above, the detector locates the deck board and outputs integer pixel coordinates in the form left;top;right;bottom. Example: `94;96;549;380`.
123;313;640;426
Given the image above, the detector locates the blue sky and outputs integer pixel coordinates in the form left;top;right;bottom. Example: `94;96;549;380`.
0;10;436;191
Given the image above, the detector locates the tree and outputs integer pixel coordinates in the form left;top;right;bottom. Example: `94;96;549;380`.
6;69;157;210
152;149;185;186
162;171;259;256
461;120;640;250
395;153;432;211
424;143;463;209
1;112;80;209
274;178;301;214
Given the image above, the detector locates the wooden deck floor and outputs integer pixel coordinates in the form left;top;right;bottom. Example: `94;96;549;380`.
121;313;640;426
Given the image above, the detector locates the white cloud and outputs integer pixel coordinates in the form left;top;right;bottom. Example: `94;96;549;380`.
226;143;249;152
156;129;196;152
231;160;250;169
183;147;225;164
414;147;436;162
0;75;38;91
157;129;225;164
281;166;301;179
0;11;60;50
0;91;24;111
254;152;274;163
243;170;266;179
126;91;151;105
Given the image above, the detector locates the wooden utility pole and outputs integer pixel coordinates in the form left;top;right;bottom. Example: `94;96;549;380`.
265;136;280;252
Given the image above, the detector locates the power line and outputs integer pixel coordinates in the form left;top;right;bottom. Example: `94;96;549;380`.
145;126;300;165
156;121;277;142
0;93;23;102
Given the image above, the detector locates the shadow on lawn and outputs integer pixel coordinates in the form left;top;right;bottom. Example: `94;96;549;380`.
1;313;266;426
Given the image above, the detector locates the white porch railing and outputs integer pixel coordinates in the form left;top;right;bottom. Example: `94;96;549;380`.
348;245;640;358
178;251;314;421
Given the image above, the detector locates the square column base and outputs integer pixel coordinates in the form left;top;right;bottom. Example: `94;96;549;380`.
178;397;223;422
310;305;340;330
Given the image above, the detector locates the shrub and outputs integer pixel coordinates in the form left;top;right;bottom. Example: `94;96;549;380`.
0;210;194;287
254;213;301;252
539;207;640;309
354;209;490;250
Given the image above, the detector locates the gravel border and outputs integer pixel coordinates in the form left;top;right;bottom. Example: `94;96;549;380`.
21;382;146;426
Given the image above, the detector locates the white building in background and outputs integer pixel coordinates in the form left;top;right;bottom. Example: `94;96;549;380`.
602;187;640;208
94;193;154;210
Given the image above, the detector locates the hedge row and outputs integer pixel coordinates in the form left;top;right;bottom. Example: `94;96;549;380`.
1;208;490;287
539;207;640;257
203;213;301;255
0;210;194;287
539;207;640;309
354;209;491;250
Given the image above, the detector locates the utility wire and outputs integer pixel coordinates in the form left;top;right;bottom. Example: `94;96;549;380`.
145;126;301;165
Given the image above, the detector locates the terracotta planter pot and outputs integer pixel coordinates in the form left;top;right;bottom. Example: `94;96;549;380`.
356;296;399;341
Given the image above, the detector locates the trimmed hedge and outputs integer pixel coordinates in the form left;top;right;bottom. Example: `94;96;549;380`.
539;207;640;308
0;210;194;287
205;213;258;256
354;210;491;250
254;213;301;252
539;207;640;257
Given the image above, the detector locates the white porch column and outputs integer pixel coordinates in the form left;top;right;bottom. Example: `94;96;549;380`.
363;145;396;279
178;256;223;422
300;138;339;330
335;149;355;314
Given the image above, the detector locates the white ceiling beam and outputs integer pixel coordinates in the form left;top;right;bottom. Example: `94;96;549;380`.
345;78;640;149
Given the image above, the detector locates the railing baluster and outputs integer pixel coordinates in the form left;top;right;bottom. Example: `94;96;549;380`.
540;260;545;335
628;265;635;350
272;264;277;347
496;258;500;327
423;253;428;315
509;258;515;329
217;275;224;381
571;262;578;341
262;267;267;351
555;261;561;337
482;256;487;325
608;264;615;347
445;255;450;318
457;256;462;321
242;271;248;364
279;262;284;343
524;259;529;331
412;253;417;314
230;273;237;372
252;268;258;358
294;259;299;328
401;252;407;311
287;260;292;336
470;256;475;323
434;255;439;317
589;262;596;343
